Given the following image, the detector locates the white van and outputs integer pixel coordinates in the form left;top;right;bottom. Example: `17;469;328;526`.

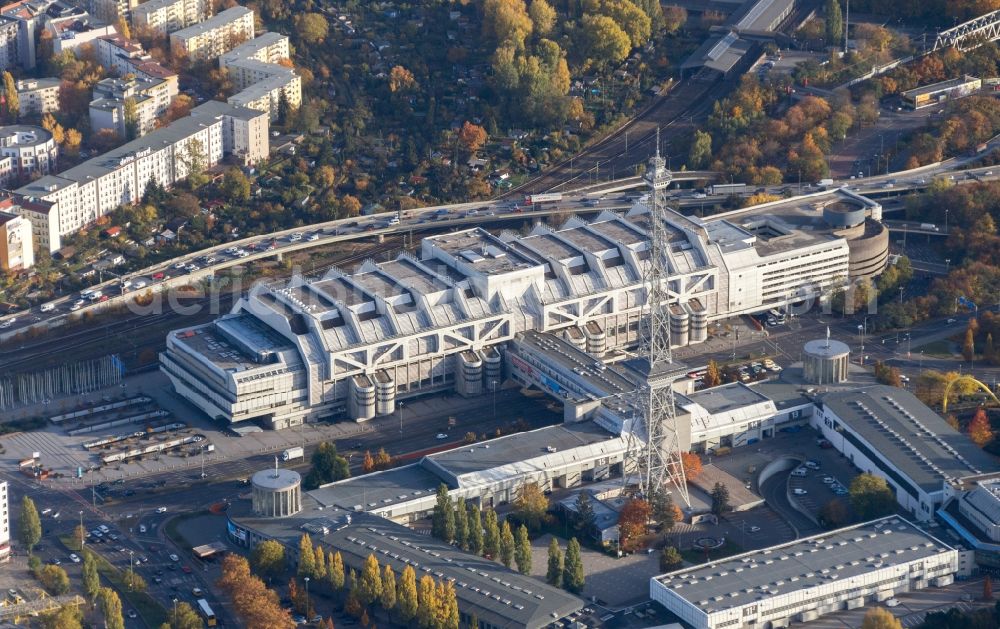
39;303;55;313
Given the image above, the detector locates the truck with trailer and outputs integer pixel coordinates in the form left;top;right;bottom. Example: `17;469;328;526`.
523;193;563;205
281;446;304;462
709;183;746;196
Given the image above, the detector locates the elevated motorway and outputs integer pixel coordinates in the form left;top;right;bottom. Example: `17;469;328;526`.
2;147;993;343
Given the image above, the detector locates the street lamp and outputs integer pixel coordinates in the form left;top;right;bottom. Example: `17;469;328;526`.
490;380;498;421
128;550;134;590
304;576;310;618
397;401;404;437
857;321;867;365
79;511;84;549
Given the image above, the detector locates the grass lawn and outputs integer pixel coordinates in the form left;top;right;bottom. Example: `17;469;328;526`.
919;339;957;358
680;539;744;565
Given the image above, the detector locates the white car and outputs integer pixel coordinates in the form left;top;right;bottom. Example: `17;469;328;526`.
156;506;167;513
436;433;449;440
289;233;303;242
133;280;147;289
885;599;900;608
0;318;15;328
69;554;81;563
792;488;808;496
749;526;761;533
174;262;187;269
169;554;179;562
306;233;320;241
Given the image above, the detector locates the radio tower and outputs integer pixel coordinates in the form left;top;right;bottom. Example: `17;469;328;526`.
633;129;690;506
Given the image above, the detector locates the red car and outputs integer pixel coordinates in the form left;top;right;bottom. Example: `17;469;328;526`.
152;272;165;280
181;565;192;574
99;295;109;302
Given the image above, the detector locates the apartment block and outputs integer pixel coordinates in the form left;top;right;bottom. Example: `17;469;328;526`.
15;101;267;253
169;5;253;62
0;0;50;71
89;74;178;138
46;13;117;54
90;0;137;24
220;32;300;120
0;209;33;270
0;125;58;187
132;0;208;35
0;15;19;71
16;77;60;115
96;33;145;74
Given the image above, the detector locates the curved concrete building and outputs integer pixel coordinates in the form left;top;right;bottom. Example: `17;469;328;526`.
803;338;851;384
251;467;302;518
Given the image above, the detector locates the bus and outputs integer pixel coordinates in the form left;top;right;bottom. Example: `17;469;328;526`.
523;193;563;205
196;599;216;627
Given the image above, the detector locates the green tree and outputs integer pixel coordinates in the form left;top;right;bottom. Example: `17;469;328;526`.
221;167;251;202
358;554;383;607
44;604;82;629
2;71;17;121
600;0;652;48
303;442;350;489
82;552;100;600
689;131;713;170
468;505;484;555
179;138;208;188
825;0;843;46
562;538;585;593
499;520;515;568
297;533;315;579
849;473;897;519
18;496;41;554
454;498;468;550
381;564;397;612
250;539;285;583
546;538;563;586
294;13;329;44
431;484;455;542
483;509;501;559
514;525;532;575
660;546;683;572
123;569;147;593
574;491;597;538
398;565;418;623
651;489;678;532
123;96;139;140
710;482;731;516
98;587;125;629
483;0;533;48
165;602;203;629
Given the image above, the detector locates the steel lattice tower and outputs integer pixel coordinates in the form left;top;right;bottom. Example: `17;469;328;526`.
632;131;690;506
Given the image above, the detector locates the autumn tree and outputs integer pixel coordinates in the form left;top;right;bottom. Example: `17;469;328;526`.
294;13;329;44
819;499;849;528
165;602;203;629
160;94;194;126
98;587;125;629
216;554;295;629
397;565;418;623
313;543;326;581
861;607;903;629
374;448;393;470
388;66;417;93
417;575;437;628
964;328;976;362
579;14;631;68
483;0;533;47
44;604;83;629
297;534;315;579
328;550;344;591
358;554;383;607
546;538;563;586
681;451;703;480
968;408;994;447
221;167;251;203
528;0;556;35
618;498;652;551
39;564;70;594
1;71;17;121
562;538;585;593
458;121;488;155
362;450;375;473
513;482;549;531
704;359;722;387
381;564;397;612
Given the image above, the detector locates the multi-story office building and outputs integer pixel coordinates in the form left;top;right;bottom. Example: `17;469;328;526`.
169;6;253;62
651;517;957;629
0;209;33;270
88;74;178;138
0;125;58;187
160;176;890;428
15;101;267;253
220;32;300;119
131;0;208;35
15;77;60;116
